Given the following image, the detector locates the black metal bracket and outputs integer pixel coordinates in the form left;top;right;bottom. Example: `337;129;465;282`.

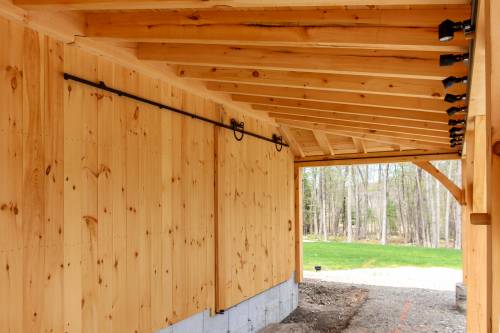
273;134;283;152
63;73;288;149
230;119;245;141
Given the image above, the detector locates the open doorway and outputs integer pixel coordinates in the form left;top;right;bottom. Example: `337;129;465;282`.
263;160;465;333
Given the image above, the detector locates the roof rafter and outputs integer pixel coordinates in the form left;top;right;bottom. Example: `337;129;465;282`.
279;126;305;158
136;43;468;79
85;7;470;27
277;119;451;150
252;104;450;131
352;138;367;154
273;114;449;142
235;95;450;122
86;13;467;52
312;131;334;156
207;82;449;111
13;0;471;10
177;65;465;98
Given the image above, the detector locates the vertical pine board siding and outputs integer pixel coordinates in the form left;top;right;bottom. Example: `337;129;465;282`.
0;16;24;333
124;68;141;333
158;82;174;328
96;56;115;333
22;27;45;333
171;90;188;323
216;114;295;310
110;64;128;333
42;36;65;333
63;44;84;333
0;15;296;333
79;49;99;333
138;74;154;333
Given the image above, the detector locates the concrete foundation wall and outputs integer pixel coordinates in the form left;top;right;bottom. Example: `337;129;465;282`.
157;274;299;333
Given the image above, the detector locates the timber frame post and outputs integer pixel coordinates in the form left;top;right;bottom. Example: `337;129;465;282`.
294;165;303;283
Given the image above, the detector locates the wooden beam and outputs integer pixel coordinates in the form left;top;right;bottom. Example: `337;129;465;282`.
279;126;305;158
177;65;466;98
277;119;451;150
352;137;367;153
236;96;450;122
271;114;449;141
470;213;491;226
312;131;334;156
472;115;491;214
207;82;449;112
414;161;464;204
14;0;471;10
137;43;468;79
295;150;459;167
293;165;303;283
85;7;470;28
488;0;499;329
253;104;451;131
86;17;467;52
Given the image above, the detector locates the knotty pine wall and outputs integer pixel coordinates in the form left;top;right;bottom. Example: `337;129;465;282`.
216;124;295;310
0;17;295;333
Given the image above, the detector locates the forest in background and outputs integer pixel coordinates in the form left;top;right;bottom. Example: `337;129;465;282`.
302;160;462;249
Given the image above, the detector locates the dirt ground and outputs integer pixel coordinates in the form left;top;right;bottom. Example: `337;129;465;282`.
259;279;465;333
260;280;369;333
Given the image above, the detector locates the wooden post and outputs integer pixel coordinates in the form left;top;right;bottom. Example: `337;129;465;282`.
465;0;493;331
489;0;500;329
294;165;303;283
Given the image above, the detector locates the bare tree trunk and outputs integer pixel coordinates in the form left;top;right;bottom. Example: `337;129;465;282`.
398;164;409;242
313;170;319;237
354;168;360;240
380;165;389;245
320;168;328;241
422;173;431;247
434;171;441;248
454;162;462;249
454;204;462;249
346;167;353;242
416;168;426;246
444;162;453;247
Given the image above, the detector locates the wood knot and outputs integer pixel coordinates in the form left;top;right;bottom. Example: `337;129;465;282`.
83;215;98;224
11;76;17;90
493;141;500;156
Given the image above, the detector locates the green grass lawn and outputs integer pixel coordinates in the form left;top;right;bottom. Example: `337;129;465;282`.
303;241;462;271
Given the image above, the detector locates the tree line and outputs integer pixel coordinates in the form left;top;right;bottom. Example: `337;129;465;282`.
302;161;462;249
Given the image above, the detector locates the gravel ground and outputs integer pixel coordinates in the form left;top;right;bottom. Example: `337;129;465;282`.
304;267;462;291
260;279;465;333
344;283;465;333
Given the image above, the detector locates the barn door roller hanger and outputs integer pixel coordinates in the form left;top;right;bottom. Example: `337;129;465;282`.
63;73;288;151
